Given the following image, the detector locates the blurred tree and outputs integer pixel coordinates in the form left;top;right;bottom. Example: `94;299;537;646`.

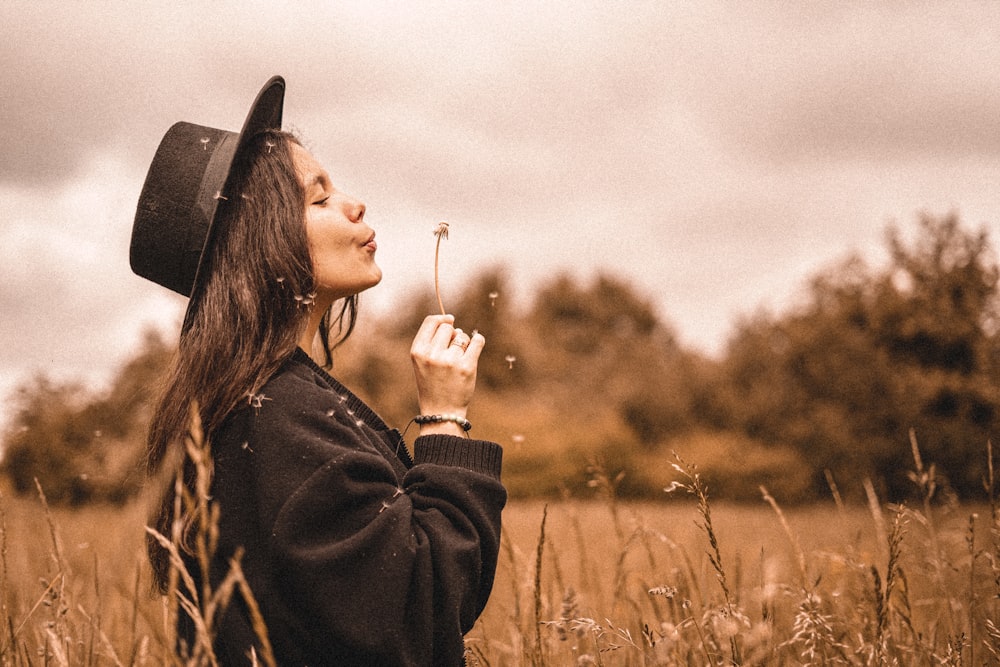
1;328;172;504
714;214;999;500
870;214;999;492
525;272;708;446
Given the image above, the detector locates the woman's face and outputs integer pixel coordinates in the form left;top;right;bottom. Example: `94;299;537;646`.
292;143;381;301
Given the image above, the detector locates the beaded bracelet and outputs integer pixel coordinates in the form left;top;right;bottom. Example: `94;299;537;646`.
413;413;472;432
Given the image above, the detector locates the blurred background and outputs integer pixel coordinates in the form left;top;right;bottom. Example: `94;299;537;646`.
1;1;998;506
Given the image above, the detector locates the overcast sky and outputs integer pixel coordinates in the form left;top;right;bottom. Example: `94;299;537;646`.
2;1;999;419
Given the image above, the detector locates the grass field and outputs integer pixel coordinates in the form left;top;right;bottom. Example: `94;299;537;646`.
0;461;997;665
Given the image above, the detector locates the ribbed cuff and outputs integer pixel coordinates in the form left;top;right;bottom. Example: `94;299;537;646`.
413;436;503;479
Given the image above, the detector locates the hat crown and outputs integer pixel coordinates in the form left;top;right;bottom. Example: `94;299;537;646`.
129;76;285;299
130;122;238;296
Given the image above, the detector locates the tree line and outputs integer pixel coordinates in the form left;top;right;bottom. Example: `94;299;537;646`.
3;213;997;505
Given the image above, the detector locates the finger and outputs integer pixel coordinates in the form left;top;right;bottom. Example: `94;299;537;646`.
449;328;471;349
463;330;486;358
411;314;454;350
430;320;456;350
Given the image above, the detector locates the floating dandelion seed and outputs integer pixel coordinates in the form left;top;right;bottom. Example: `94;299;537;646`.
200;137;210;150
294;292;316;307
433;222;450;315
265;140;275;154
488;291;499;307
511;434;525;447
247;393;270;409
504;354;516;369
213;191;228;201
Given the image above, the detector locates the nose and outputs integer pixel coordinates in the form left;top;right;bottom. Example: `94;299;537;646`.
347;198;366;223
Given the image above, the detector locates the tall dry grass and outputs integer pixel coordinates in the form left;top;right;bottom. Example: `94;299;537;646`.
0;435;996;665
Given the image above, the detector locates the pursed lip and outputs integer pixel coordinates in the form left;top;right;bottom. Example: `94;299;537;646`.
363;232;377;251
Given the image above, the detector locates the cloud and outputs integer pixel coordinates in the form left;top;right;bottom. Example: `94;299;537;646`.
669;1;1000;164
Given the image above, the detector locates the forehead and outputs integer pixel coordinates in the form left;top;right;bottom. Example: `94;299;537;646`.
290;143;329;190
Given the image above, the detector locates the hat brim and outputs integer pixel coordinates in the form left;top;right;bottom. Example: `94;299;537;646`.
184;76;285;327
234;75;286;165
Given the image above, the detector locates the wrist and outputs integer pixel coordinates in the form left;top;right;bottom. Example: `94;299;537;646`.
411;413;472;438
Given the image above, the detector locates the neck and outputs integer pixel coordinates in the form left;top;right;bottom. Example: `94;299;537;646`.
298;296;334;361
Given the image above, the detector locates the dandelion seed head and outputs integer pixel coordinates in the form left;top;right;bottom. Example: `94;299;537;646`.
433;221;450;239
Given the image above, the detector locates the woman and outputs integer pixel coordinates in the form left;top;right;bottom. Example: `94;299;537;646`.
130;76;506;666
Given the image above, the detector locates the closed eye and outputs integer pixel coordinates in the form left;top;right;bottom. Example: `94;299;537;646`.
313;196;329;206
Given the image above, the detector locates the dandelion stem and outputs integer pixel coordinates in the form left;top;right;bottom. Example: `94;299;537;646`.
433;222;449;315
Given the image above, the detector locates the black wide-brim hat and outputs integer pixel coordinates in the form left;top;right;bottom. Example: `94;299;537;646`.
130;75;285;304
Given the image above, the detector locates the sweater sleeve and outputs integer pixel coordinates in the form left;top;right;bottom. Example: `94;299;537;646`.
223;367;506;667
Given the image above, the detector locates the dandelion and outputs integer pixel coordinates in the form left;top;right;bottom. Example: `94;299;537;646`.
505;354;516;369
433;222;450;315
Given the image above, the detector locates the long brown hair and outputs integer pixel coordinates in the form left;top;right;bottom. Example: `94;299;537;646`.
145;129;357;587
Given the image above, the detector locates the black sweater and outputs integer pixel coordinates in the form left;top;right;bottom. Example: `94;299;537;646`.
185;348;506;666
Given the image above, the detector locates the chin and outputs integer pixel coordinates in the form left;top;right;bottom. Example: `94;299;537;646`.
358;271;382;294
